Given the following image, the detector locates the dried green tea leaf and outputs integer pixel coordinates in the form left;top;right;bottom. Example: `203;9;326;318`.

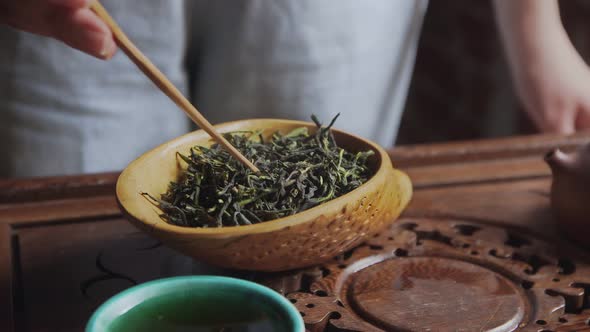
150;115;374;228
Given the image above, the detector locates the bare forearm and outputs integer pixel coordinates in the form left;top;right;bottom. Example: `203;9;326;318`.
493;0;590;134
493;0;566;68
493;0;561;29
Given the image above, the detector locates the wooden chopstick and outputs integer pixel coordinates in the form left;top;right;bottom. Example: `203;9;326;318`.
90;0;260;172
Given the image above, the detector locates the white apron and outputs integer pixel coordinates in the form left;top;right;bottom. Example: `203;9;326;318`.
0;0;427;178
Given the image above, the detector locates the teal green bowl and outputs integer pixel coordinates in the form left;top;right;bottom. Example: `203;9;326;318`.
86;276;305;332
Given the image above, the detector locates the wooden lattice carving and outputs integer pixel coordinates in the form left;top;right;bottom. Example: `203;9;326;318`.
276;218;590;332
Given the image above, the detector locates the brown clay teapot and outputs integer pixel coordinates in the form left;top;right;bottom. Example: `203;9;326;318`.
545;143;590;247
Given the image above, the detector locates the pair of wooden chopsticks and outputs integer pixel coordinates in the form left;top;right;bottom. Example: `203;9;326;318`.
90;1;259;172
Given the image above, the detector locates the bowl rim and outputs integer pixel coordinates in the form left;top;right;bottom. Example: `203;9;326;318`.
85;275;305;332
116;118;394;237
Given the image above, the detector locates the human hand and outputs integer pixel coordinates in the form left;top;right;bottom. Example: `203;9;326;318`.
509;34;590;134
494;0;590;134
0;0;116;59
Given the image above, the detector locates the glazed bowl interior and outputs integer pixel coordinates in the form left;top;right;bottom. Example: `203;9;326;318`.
85;276;305;332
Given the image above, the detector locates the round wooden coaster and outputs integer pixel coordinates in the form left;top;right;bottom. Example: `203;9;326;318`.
350;257;525;331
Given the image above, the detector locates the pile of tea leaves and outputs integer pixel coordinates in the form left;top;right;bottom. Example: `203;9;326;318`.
144;115;374;228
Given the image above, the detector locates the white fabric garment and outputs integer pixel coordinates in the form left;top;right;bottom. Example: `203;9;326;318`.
0;0;427;178
0;0;188;177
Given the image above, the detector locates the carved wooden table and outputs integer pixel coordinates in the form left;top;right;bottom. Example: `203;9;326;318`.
2;133;590;332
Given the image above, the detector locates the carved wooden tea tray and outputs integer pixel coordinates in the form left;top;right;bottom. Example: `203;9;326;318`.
256;218;590;332
4;133;590;331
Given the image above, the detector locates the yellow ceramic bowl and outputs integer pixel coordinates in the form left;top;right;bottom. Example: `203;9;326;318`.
116;119;412;272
